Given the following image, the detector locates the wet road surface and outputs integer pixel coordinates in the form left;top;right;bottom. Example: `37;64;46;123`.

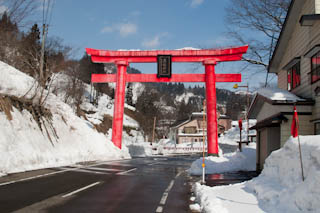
0;155;201;213
205;171;259;187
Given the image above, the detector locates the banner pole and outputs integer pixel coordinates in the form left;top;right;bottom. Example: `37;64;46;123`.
294;104;304;181
202;99;206;184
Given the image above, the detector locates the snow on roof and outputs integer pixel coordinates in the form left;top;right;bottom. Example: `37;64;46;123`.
117;49;141;51
256;87;305;102
175;47;201;50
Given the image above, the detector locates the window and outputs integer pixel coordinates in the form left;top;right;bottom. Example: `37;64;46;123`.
287;62;301;90
311;51;320;84
183;126;197;134
315;123;320;135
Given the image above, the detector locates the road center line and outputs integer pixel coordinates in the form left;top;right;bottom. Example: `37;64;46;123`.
156;171;182;212
116;168;137;175
148;162;160;166
62;182;100;198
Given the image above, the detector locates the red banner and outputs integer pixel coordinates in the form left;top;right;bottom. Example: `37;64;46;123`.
291;106;299;138
238;119;243;130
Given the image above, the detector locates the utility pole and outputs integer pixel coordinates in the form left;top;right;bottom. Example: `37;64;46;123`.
246;83;250;142
233;83;250;142
39;24;48;86
151;117;157;146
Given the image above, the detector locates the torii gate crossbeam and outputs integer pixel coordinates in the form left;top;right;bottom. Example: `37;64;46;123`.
86;45;248;156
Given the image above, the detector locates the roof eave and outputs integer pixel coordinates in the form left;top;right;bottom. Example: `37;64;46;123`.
268;0;305;74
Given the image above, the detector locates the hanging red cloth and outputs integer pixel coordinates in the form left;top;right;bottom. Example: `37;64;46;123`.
291;106;299;138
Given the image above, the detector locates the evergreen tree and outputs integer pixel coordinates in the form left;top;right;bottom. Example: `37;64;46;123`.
126;83;134;106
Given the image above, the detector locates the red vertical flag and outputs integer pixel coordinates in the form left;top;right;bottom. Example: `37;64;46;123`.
238;119;243;130
291;106;299;138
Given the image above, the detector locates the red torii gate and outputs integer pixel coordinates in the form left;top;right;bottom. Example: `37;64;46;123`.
86;45;248;156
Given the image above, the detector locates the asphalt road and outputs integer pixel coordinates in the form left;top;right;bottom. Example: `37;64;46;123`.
0;155;201;213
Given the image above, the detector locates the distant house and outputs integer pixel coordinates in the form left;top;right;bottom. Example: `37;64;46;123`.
169;112;231;144
248;0;320;171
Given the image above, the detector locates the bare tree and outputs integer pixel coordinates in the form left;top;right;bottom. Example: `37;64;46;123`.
0;0;38;27
225;0;290;70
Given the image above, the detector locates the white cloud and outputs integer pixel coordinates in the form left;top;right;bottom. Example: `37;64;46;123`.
0;5;8;15
142;36;161;48
101;22;137;37
190;0;204;8
142;33;168;48
101;26;114;33
118;23;137;37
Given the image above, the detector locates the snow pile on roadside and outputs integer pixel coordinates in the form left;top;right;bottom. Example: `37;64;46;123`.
193;136;320;213
122;129;154;157
189;143;256;175
194;182;262;213
189;120;257;175
247;136;320;212
0;61;130;177
219;120;256;145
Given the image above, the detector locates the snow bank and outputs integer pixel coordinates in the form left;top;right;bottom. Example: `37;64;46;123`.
189;143;256;175
219;120;256;146
122;129;155;157
189;120;257;175
0;61;130;176
194;182;261;213
194;136;320;213
247;136;320;212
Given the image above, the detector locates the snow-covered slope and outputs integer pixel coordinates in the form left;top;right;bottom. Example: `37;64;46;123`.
0;61;130;177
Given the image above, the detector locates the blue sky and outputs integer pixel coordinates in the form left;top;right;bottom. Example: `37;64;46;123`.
5;0;273;90
49;0;231;52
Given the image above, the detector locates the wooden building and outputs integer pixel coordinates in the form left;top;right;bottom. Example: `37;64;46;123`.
170;112;232;144
249;0;320;171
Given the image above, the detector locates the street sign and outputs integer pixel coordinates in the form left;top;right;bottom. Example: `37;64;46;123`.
157;55;172;78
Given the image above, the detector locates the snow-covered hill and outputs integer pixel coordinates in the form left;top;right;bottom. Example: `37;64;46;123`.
0;61;132;177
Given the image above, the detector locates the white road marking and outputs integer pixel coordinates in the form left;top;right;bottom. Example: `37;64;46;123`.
81;167;122;172
62;181;100;198
0;159;130;187
155;171;182;212
156;206;163;213
58;167;108;175
116;168;137;175
148;162;160;166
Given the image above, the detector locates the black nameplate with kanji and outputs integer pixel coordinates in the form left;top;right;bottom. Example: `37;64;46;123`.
157;55;172;78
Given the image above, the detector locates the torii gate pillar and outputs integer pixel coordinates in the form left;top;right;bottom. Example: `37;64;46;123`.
112;61;128;149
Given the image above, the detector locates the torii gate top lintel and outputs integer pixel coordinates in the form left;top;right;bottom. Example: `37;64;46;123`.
86;45;248;156
86;45;248;64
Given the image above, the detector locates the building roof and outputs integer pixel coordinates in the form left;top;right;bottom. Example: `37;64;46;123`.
248;87;314;119
250;113;288;129
255;87;305;102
